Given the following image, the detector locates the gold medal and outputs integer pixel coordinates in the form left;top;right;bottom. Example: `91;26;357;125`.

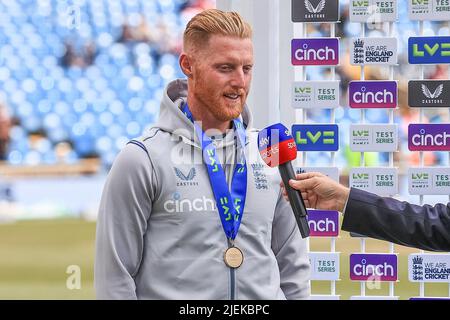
224;246;244;268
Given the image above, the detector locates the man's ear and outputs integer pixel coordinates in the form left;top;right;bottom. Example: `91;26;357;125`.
179;53;193;78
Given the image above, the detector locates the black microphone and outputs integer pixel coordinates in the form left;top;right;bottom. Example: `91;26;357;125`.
257;123;310;238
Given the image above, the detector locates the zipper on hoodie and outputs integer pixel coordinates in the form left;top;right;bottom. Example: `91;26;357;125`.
216;133;239;300
228;143;238;300
227;237;236;300
230;267;236;300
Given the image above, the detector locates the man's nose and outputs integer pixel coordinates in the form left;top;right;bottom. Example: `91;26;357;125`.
230;69;246;88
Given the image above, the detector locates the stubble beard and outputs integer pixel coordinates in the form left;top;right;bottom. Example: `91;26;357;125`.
195;91;246;123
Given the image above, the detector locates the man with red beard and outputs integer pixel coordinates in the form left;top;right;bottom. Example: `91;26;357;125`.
95;9;310;300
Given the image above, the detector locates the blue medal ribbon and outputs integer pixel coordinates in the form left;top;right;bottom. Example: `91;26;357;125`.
182;103;247;241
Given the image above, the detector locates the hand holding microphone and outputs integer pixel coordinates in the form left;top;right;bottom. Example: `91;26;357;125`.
285;172;350;213
257;123;310;238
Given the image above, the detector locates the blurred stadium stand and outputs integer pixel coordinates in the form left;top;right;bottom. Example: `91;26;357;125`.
0;0;210;169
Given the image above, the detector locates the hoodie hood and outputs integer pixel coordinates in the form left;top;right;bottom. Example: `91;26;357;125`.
154;79;253;148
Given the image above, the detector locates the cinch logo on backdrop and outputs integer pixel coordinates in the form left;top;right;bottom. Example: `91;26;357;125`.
291;38;339;66
349;81;397;108
307;210;339;237
291;124;339;151
408;36;450;64
408;80;450;107
291;0;340;23
408;124;450;151
350;254;398;281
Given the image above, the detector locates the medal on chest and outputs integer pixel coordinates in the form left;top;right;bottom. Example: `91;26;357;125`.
224;246;244;269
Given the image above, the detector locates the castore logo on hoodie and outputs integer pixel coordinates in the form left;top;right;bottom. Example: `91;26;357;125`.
174;167;199;186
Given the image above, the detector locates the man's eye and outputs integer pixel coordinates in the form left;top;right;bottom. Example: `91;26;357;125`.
220;66;232;71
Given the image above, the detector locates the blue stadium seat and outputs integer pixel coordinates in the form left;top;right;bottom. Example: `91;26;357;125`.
0;0;198;166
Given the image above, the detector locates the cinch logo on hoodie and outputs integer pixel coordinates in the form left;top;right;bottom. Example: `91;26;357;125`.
163;192;217;213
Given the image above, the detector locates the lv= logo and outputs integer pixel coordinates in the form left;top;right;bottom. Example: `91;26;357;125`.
409;37;450;64
296;131;335;144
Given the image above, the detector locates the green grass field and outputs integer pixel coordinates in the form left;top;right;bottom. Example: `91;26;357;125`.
0;219;95;299
0;218;448;299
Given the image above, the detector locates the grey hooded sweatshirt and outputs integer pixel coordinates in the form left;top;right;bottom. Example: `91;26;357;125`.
95;79;311;300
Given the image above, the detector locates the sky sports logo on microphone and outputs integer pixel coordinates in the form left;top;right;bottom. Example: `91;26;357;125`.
408;124;450;151
291;38;339;66
257;124;297;168
349;81;397;108
291;124;339;151
350;254;398;281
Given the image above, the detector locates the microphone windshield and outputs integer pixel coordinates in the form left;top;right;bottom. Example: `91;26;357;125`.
257;123;297;167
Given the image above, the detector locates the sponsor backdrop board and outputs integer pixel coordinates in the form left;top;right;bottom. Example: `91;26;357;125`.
307;210;340;237
291;38;339;66
349;80;397;108
350;253;398;282
350;0;398;22
408;123;450;151
349;167;398;195
408;80;450;108
351;37;397;65
292;0;340;22
408;167;450;195
408;36;450;64
292;81;340;109
408;0;450;21
291;124;339;151
408;254;450;283
309;252;340;281
349;124;398;152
